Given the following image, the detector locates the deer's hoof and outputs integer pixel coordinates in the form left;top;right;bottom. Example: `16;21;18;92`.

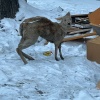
55;58;59;61
24;61;28;65
61;57;64;60
28;57;35;60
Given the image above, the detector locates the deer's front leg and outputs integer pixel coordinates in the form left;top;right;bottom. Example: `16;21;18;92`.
59;43;64;60
55;44;59;61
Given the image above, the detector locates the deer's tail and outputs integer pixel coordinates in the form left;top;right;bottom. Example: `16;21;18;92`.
19;23;24;37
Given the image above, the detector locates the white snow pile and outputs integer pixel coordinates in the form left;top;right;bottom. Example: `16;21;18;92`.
0;0;100;100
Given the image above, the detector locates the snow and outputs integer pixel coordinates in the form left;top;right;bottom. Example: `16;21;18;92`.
0;0;100;100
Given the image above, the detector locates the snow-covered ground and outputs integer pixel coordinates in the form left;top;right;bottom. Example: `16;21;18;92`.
0;0;100;100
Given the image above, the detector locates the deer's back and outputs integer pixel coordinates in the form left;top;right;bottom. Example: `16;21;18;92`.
20;16;65;43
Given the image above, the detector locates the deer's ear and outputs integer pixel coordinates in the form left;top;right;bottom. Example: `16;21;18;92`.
66;12;70;16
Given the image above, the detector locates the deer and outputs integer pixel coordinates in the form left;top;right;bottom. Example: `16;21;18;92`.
16;12;72;64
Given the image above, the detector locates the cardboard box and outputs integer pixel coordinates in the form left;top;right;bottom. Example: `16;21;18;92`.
88;8;100;35
88;8;100;25
87;36;100;64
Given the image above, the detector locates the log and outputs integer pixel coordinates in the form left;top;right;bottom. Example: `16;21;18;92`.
62;32;97;42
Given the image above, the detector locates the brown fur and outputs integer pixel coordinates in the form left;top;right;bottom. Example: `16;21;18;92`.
16;13;72;64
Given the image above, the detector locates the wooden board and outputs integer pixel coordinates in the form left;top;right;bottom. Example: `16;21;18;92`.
62;32;97;42
67;27;91;35
90;23;100;35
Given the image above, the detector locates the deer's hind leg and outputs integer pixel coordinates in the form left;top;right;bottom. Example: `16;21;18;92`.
16;48;28;64
16;36;38;64
21;50;34;60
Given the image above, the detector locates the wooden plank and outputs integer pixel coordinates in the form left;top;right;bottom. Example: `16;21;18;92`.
68;28;91;35
71;14;88;17
90;23;100;35
62;32;97;42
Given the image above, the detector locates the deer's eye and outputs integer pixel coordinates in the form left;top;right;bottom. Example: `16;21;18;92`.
68;23;70;25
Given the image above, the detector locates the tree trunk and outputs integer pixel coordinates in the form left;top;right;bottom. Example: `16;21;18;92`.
0;0;19;19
